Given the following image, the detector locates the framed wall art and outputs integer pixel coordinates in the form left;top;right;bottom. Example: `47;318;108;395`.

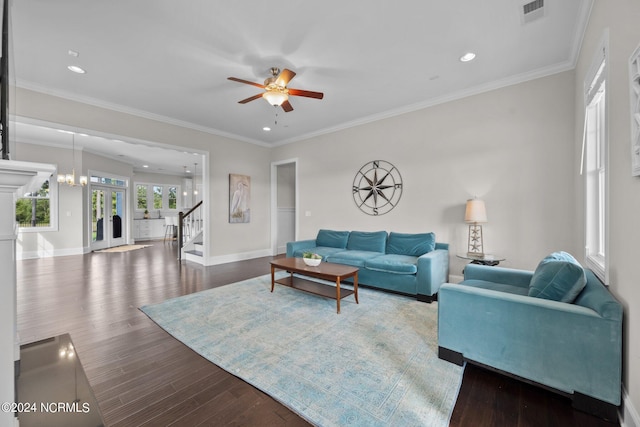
229;174;250;223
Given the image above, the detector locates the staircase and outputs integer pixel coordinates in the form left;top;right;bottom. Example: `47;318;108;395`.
178;201;204;264
184;238;204;264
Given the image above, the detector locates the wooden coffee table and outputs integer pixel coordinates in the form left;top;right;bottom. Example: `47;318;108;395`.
270;257;359;314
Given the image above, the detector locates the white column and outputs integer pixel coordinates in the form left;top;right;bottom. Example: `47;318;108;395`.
0;160;55;426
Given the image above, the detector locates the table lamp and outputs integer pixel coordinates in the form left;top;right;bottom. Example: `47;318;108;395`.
465;198;487;257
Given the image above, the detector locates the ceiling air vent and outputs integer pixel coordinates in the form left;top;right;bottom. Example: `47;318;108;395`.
521;0;545;24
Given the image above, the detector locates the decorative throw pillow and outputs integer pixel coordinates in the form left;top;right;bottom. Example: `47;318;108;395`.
316;229;350;249
346;231;388;253
386;232;436;257
528;251;586;303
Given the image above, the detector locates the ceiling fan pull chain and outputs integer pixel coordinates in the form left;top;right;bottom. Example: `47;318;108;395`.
274;107;279;126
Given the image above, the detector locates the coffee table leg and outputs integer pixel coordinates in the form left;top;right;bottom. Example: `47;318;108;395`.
354;272;359;304
270;265;275;292
336;278;341;314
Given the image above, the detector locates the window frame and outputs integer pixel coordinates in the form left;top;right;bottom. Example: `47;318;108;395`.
17;175;58;233
134;182;180;213
583;35;609;283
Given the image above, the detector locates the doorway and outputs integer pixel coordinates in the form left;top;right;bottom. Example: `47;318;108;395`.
91;185;126;250
271;159;298;255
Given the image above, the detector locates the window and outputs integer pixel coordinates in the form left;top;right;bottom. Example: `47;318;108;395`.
135;182;180;212
168;186;177;209
16;177;58;231
136;184;147;210
583;41;608;282
153;185;163;209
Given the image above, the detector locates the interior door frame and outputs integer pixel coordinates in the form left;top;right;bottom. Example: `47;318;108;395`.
270;158;298;256
89;178;128;251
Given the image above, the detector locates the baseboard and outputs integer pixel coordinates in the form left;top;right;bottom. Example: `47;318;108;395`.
621;385;640;427
205;248;273;266
16;246;85;260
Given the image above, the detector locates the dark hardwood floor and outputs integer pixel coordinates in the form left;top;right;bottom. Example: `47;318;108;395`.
16;243;618;426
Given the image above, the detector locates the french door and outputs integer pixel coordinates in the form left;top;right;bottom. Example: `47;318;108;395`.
91;185;127;250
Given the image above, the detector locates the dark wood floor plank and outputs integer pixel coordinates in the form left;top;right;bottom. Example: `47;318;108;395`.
16;242;618;426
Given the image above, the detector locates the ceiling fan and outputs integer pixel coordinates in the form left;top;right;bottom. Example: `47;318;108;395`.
228;67;324;112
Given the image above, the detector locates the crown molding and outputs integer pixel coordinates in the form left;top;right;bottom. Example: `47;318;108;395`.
273;60;576;147
14;81;272;148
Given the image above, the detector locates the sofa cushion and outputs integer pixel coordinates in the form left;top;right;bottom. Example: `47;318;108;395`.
292;246;345;260
346;231;387;252
326;250;382;268
528;251;586;303
316;229;350;249
364;254;418;275
386;232;436;257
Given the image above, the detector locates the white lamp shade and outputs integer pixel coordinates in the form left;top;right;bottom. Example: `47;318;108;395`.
262;90;288;106
465;198;487;223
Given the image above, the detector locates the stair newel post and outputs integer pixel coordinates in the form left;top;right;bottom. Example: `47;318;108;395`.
178;211;184;261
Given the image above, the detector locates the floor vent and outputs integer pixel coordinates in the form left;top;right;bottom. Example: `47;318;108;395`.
521;0;545;24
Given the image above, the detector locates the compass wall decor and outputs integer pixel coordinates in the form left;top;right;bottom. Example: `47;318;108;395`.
352;160;403;215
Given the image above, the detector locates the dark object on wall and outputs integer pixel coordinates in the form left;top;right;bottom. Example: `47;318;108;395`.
1;0;10;160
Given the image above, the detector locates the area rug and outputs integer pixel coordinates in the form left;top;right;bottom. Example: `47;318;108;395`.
140;274;464;426
95;244;151;253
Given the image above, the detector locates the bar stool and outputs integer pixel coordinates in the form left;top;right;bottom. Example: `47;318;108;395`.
164;216;177;242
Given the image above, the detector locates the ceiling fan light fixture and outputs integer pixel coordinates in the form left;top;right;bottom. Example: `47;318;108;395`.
67;65;86;74
262;90;288;107
460;52;476;62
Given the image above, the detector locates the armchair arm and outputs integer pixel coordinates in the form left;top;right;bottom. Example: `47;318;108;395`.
286;239;316;258
416;248;449;297
463;264;533;288
438;283;622;405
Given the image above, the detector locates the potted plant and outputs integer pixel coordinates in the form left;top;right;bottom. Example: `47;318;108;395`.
143;209;150;219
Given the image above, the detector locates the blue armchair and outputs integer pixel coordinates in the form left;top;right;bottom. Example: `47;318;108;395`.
438;258;622;421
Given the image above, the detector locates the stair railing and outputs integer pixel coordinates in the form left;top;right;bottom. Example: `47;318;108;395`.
178;200;203;261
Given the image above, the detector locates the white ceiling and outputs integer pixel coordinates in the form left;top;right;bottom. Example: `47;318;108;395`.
9;0;591;175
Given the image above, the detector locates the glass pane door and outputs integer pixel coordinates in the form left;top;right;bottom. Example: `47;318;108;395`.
111;189;125;246
92;189;105;246
91;186;127;250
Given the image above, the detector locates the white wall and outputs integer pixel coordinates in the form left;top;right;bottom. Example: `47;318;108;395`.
574;2;640;424
13;87;273;261
272;71;577;274
13;143;135;256
13;143;84;258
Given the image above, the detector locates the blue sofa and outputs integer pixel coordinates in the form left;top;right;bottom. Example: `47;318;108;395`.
437;253;622;420
286;229;449;302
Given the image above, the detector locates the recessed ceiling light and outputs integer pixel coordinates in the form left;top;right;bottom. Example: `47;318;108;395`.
142;165;149;168
263;127;271;132
67;65;86;74
460;52;476;62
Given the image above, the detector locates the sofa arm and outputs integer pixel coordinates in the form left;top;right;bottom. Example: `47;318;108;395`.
416;249;449;298
463;264;532;288
438;283;622;406
286;239;316;258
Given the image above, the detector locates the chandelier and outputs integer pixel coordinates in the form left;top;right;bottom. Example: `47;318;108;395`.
57;132;87;187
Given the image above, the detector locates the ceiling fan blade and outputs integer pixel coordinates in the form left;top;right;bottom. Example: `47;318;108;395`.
275;69;296;87
228;77;266;89
238;93;264;104
281;100;294;112
288;88;324;99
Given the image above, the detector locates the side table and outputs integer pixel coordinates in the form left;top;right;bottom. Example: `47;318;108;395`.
456;253;505;267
